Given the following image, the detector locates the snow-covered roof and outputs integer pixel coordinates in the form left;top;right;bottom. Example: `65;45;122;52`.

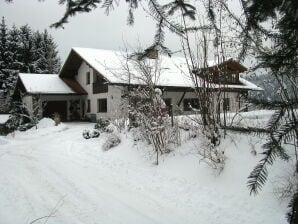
239;78;263;91
70;47;261;91
19;73;76;94
0;114;10;124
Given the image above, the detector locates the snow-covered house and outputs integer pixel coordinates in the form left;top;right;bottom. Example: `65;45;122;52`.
15;47;261;121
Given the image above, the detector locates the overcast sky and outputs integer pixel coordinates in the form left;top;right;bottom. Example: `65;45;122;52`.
0;0;182;62
0;0;247;68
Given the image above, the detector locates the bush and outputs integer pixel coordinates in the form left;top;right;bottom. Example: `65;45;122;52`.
94;118;110;132
91;130;100;138
102;133;121;151
105;124;116;133
83;130;91;139
83;129;100;139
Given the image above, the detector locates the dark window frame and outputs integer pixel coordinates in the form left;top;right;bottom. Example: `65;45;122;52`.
97;98;107;113
87;99;91;113
183;98;200;111
86;71;90;85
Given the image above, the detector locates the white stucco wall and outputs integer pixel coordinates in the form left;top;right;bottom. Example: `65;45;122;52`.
163;90;240;114
75;61;125;120
74;61;242;120
75;61;98;119
76;61;93;95
215;91;240;113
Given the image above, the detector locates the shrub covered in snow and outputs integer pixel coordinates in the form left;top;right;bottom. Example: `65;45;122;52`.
128;86;170;164
95;118;110;132
197;137;226;172
83;129;100;139
5;101;30;132
92;130;100;138
36;118;55;128
105;124;116;133
102;133;121;151
82;130;91;139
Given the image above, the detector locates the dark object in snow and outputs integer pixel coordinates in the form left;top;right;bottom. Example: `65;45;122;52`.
83;129;100;139
83;130;91;139
91;130;100;138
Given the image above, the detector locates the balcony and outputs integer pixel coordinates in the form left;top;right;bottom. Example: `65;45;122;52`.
93;83;108;94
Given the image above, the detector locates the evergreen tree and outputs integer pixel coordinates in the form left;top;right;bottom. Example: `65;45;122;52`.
0;17;14;113
6;25;21;70
0;17;61;115
39;30;61;73
241;1;298;222
18;25;36;73
0;17;9;88
0;17;9;70
32;30;43;73
1;25;21;102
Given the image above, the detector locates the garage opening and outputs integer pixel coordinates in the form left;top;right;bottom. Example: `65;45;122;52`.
43;101;67;121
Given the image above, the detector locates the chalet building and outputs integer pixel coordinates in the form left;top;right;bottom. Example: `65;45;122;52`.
15;47;262;121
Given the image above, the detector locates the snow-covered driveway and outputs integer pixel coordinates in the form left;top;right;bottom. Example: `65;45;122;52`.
0;121;288;224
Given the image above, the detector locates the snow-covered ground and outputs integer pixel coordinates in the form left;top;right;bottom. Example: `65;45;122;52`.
0;111;292;224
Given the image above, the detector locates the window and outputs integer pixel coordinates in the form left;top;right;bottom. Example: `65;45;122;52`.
223;98;230;111
231;74;237;83
86;71;90;85
82;101;85;117
183;98;200;111
87;100;91;113
97;98;107;113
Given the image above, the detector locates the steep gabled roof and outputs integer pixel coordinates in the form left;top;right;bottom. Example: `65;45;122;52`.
19;73;86;94
61;78;87;94
199;58;247;74
60;47;262;91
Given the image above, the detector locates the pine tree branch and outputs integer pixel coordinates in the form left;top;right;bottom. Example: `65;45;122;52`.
247;143;277;195
51;0;101;28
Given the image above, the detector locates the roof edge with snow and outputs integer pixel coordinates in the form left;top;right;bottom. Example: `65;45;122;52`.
59;47;262;91
18;73;87;95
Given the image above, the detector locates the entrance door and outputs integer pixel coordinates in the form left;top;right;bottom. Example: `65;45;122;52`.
43;101;67;121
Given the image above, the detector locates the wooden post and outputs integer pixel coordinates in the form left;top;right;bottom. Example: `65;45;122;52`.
169;104;174;127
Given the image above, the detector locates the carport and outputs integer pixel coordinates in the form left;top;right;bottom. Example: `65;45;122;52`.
17;73;87;121
43;101;67;121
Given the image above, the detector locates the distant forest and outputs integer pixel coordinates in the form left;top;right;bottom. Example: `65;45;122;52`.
245;72;297;103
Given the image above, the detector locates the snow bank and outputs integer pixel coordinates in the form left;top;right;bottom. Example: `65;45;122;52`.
10;118;68;139
232;109;275;120
0;136;8;145
0;114;10;124
0;111;290;224
35;118;55;129
225;110;276;128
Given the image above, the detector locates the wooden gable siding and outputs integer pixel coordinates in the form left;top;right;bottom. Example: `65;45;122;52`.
197;59;247;85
